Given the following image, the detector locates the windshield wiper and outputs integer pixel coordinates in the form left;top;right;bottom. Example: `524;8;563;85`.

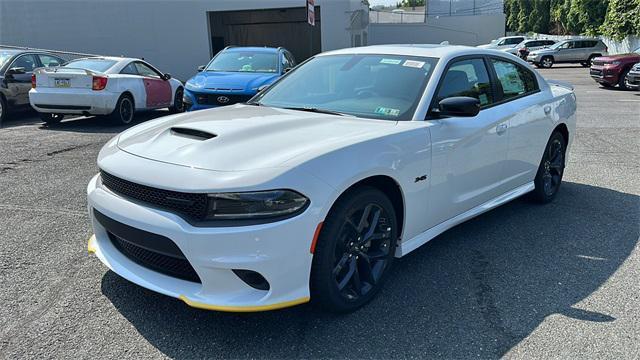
282;106;348;116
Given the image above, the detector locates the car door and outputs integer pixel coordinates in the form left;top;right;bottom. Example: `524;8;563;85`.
554;41;573;62
5;54;38;106
488;57;550;189
134;61;171;108
426;57;510;226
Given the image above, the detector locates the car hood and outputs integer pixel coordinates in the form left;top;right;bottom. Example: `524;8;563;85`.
116;104;397;171
595;53;640;62
185;71;280;92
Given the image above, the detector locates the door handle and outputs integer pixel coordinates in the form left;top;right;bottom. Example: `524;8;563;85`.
496;123;508;135
544;105;552;115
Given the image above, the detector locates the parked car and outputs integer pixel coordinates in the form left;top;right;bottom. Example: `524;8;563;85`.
527;39;608;68
29;56;184;125
624;62;640;90
589;47;640;89
477;36;527;50
504;39;556;59
0;48;65;126
183;46;296;111
86;45;576;313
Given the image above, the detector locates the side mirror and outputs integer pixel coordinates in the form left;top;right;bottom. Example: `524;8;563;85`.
197;65;205;72
257;84;271;92
161;73;172;81
6;67;26;75
436;96;480;117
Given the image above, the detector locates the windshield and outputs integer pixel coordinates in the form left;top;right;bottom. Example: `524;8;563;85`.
252;54;437;120
64;59;117;73
206;51;278;73
0;52;14;69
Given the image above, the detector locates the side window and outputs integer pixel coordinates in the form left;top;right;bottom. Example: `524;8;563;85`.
491;59;538;100
134;62;160;78
12;54;38;72
506;37;523;45
120;62;138;75
436;58;493;107
38;55;63;67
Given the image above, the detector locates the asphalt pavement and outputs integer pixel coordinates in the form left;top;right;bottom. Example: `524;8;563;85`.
0;65;638;359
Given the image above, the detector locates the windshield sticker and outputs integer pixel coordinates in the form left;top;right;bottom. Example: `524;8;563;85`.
375;107;401;117
380;58;402;65
403;60;425;68
479;94;489;106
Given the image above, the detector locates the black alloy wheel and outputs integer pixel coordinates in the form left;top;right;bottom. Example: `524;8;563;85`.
39;113;64;125
530;131;566;203
311;187;398;312
170;88;185;113
111;94;134;125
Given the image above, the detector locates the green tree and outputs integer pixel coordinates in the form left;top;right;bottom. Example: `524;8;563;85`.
600;0;640;40
505;0;521;32
516;0;532;33
551;0;571;34
530;0;551;33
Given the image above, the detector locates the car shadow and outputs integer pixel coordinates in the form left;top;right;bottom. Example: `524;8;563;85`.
100;182;638;358
38;110;172;134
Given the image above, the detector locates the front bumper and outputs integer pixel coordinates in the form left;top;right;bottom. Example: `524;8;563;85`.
86;159;331;311
626;72;640;88
29;88;117;115
527;54;542;63
589;66;619;85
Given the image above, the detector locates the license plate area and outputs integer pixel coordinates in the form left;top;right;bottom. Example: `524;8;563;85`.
55;78;71;88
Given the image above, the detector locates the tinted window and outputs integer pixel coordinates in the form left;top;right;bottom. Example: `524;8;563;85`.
12;54;38;72
206;51;278;73
504;37;524;45
543;40;556;46
38;54;63;67
254;54;438;120
134;62;160;78
491;59;538;100
65;59;117;72
120;62;138;75
436;58;493;107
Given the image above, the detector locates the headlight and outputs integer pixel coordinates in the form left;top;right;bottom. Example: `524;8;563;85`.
206;190;309;220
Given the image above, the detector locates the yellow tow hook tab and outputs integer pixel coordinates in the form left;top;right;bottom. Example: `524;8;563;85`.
87;235;97;254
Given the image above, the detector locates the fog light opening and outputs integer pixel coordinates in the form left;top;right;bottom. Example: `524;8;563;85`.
232;269;270;291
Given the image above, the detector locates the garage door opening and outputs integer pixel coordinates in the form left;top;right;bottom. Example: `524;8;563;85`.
208;7;321;63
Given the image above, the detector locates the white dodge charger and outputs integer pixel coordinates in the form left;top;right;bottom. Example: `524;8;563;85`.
86;45;576;313
29;57;184;125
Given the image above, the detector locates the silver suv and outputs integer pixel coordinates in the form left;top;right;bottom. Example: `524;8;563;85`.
527;39;608;68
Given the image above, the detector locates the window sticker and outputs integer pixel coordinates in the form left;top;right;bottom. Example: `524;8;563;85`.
380;58;402;65
478;94;489;106
403;60;425;68
375;107;401;117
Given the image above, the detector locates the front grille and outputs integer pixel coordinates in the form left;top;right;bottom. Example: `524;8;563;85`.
109;232;201;283
196;93;253;106
94;209;201;283
590;68;603;76
100;171;208;221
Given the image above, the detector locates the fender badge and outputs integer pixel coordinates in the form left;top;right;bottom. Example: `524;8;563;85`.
414;175;428;183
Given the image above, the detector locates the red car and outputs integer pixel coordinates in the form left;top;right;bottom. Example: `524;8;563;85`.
590;47;640;89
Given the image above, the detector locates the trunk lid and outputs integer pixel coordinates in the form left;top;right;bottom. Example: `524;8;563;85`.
33;67;97;89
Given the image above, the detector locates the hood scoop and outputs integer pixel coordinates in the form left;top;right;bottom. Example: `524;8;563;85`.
170;127;217;141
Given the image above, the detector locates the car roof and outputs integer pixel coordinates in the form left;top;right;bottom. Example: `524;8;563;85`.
320;44;511;60
224;46;280;53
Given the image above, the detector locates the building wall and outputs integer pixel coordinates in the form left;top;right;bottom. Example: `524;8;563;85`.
0;0;367;81
368;13;506;47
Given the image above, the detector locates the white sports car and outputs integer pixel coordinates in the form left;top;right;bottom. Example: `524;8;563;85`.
29;57;184;125
86;45;577;313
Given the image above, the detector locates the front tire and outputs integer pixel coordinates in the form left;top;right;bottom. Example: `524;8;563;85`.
109;94;134;125
540;56;554;68
39;113;64;125
169;87;184;114
0;95;6;127
618;68;631;90
530;131;566;203
311;187;398;313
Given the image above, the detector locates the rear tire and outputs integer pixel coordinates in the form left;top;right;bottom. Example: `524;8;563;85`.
529;131;566;203
169;87;184;114
0;95;6;127
39;113;64;125
540;56;554;68
110;94;134;125
311;187;398;313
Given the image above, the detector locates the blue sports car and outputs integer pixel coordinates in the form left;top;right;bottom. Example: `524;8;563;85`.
183;46;297;111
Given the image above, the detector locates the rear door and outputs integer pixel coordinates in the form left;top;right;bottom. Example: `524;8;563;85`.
134;62;171;108
6;54;38;106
